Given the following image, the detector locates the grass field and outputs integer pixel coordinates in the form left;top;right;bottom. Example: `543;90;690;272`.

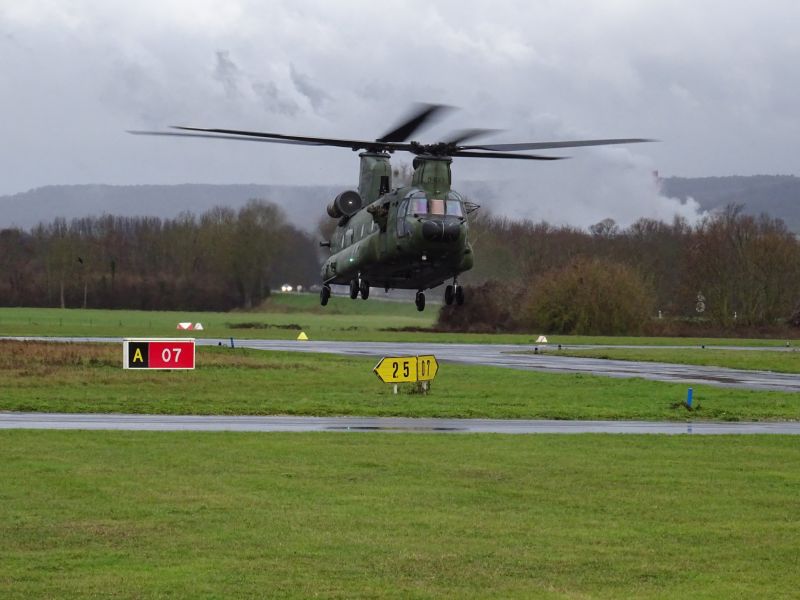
1;431;798;599
2;341;799;421
547;346;800;374
0;301;794;346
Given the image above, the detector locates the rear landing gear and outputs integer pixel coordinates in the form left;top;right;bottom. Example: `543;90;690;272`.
320;284;331;306
444;285;454;306
349;277;370;300
415;291;426;312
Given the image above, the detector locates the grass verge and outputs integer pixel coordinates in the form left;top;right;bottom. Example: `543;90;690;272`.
1;431;798;599
2;341;799;421
546;347;800;374
1;304;795;345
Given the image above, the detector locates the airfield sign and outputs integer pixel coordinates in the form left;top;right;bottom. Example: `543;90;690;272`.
123;338;195;370
417;355;439;381
373;354;439;385
373;356;417;383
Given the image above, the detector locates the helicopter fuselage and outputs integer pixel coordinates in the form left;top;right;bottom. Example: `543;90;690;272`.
320;152;474;293
321;185;473;291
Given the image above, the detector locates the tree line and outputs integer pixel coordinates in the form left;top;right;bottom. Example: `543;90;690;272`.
2;196;799;335
0;200;320;311
442;205;800;335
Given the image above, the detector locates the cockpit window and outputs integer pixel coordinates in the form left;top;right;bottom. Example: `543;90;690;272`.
447;192;463;216
410;197;428;215
446;200;463;217
429;198;446;215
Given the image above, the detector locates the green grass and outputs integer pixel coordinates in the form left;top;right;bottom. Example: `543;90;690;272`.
3;341;799;421
1;431;798;598
1;303;794;345
547;347;800;374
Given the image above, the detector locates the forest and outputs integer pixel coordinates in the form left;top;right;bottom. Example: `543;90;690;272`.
444;204;800;334
0;200;320;311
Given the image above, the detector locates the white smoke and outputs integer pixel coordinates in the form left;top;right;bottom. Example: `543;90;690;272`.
457;115;705;229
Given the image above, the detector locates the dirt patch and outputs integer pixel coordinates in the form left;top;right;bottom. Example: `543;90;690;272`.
227;322;303;331
0;340;118;369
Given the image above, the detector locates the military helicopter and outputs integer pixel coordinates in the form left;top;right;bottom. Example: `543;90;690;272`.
131;104;649;311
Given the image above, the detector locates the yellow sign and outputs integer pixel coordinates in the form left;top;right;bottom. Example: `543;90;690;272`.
373;356;418;383
417;355;439;381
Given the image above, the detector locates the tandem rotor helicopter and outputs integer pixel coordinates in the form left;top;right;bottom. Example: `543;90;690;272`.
132;104;650;311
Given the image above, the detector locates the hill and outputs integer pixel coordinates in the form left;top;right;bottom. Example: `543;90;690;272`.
661;175;800;230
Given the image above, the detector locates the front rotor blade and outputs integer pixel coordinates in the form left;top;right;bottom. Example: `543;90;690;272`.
377;103;452;143
128;130;323;146
172;126;398;151
453;150;566;160
460;138;654;152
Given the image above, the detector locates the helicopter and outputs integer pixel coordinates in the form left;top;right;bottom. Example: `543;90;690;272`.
131;104;650;311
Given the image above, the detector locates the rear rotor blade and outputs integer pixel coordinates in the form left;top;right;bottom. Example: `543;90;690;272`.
377;103;452;143
128;130;323;146
453;150;565;160
442;128;500;146
460;138;654;152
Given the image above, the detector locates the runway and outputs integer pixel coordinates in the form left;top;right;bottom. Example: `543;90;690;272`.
3;412;800;434
4;336;800;392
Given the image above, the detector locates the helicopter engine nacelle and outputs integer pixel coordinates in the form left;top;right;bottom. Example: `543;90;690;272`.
327;190;362;218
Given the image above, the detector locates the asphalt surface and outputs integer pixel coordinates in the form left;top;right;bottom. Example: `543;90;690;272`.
4;336;800;392
3;412;800;434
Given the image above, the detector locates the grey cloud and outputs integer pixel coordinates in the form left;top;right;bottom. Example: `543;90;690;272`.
289;64;330;112
1;0;798;229
252;80;299;116
214;50;242;99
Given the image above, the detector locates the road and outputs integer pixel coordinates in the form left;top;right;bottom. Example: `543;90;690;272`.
3;412;800;434
4;336;799;392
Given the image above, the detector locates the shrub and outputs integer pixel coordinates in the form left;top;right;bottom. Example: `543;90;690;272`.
436;281;527;333
526;257;655;335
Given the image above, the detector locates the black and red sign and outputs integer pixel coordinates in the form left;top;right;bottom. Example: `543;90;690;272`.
123;339;195;370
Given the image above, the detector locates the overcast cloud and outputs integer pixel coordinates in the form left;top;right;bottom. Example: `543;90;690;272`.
1;0;798;227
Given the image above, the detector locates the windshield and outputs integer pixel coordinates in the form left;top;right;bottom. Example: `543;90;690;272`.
406;191;464;217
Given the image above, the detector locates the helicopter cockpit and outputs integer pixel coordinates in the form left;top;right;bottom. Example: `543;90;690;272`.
399;189;465;242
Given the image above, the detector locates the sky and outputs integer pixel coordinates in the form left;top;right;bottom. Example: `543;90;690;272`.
2;0;799;227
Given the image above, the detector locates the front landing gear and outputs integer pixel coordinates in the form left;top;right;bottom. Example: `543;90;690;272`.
455;285;465;306
320;284;331;306
415;291;426;312
445;285;454;306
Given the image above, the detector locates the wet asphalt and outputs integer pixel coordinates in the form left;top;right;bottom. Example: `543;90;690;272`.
3;412;800;434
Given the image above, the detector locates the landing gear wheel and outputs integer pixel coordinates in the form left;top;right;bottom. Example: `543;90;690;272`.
415;291;426;312
349;279;359;300
455;285;465;306
320;285;331;306
444;285;454;306
359;279;370;300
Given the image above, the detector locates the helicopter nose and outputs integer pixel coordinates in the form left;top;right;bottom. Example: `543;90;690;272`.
421;218;461;242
